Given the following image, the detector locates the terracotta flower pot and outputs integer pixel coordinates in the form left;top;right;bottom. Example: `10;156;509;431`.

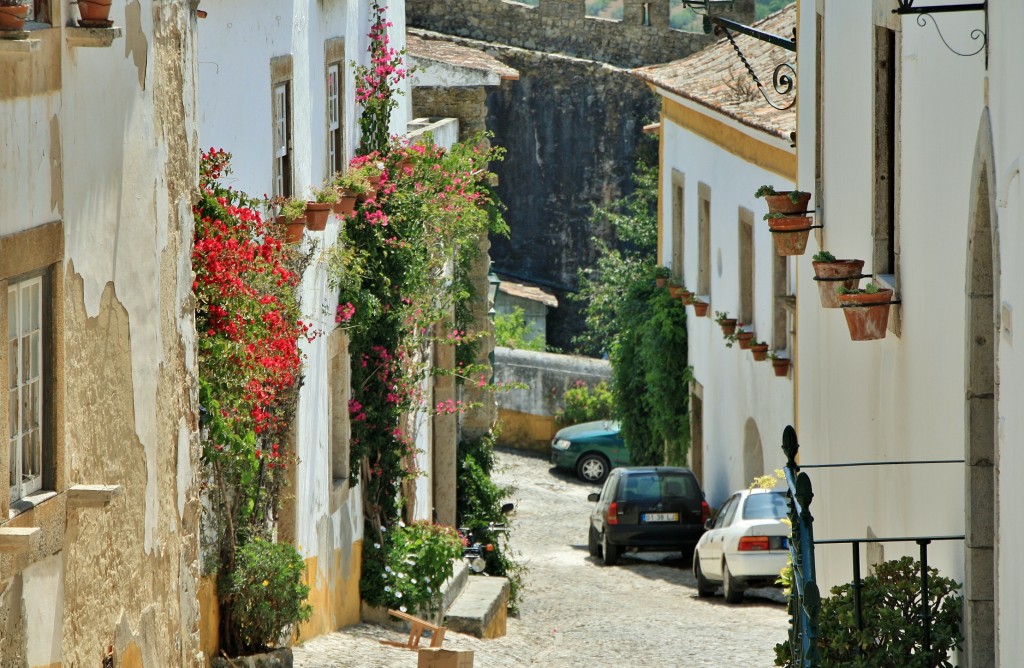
0;3;29;31
750;343;769;361
668;285;685;299
655;277;668;288
812;259;866;308
768;216;812;256
77;0;113;23
692;300;709;317
276;216;306;244
680;291;694;305
838;289;894;341
718;318;738;336
772;358;791;377
735;331;755;350
357;188;377;203
332;192;357;216
765;192;811;215
305;202;331;231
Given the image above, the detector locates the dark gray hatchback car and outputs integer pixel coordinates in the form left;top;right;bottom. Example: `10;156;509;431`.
587;467;709;566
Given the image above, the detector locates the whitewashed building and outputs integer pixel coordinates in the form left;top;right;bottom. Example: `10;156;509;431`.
634;6;797;508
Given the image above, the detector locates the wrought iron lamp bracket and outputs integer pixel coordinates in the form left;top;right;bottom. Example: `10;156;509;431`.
893;0;987;58
702;16;797;111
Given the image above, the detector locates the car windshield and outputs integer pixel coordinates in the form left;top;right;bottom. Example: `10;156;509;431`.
619;473;698;502
742;492;789;520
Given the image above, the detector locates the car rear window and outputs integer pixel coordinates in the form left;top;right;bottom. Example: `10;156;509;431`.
742;492;789;520
618;473;699;502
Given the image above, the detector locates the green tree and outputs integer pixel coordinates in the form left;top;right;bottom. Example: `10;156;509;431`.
494;307;545;351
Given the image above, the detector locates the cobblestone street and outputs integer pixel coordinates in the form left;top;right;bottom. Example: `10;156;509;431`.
294;448;789;667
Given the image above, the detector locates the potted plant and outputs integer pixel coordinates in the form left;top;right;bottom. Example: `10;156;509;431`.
305;183;337;231
837;283;894;341
755;185;811;215
765;212;812;256
668;282;686;300
749;340;769;361
0;0;29;31
735;329;755;350
767;351;790;377
271;196;307;244
330;172;360;216
691;298;710;317
75;0;113;26
812;251;866;308
654;266;671;288
715;311;738;336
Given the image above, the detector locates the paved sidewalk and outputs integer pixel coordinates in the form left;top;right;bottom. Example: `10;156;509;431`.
294;448;788;667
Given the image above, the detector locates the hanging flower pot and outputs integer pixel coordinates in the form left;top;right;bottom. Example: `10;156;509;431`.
76;0;113;26
0;2;29;31
715;312;738;336
276;216;306;244
837;285;894;341
812;252;866;308
767;214;812;256
735;330;755;350
771;356;791;377
332;189;357;216
305;202;331;231
755;185;811;215
668;284;686;300
749;342;769;361
692;299;710;317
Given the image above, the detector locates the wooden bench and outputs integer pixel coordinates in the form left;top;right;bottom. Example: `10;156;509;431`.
379;609;446;650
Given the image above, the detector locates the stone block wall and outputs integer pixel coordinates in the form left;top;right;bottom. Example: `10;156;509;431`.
408;0;755;68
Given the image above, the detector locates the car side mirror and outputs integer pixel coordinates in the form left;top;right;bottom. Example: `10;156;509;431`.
703;518;714;531
587;493;600;502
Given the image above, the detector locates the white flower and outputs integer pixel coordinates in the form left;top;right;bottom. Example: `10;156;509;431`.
410;578;417;584
395;591;403;598
399;606;407;613
398;520;406;528
424;577;431;583
384;586;391;592
385;566;392;573
373;543;381;549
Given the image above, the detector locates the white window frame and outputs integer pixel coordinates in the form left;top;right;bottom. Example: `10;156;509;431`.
273;82;291;197
327;63;343;175
8;276;44;503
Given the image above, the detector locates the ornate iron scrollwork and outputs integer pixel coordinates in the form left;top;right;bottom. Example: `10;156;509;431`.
718;25;796;111
893;0;987;58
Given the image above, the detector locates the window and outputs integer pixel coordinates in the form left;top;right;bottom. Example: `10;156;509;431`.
272;82;292;198
814;10;825;248
772;253;790;351
8;276;43;502
873;26;900;285
1;222;62;514
738;207;754;325
697;182;711;297
670;170;684;281
327;63;344;176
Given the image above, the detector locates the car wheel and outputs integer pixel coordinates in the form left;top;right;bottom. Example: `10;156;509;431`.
723;561;744;604
588;526;601;557
601;532;620;566
577;453;610;484
693;553;715;598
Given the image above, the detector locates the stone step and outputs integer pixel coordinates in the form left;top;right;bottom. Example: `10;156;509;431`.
443;575;510;639
438;558;470;620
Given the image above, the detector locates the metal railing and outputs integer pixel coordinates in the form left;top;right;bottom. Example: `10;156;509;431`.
779;425;965;667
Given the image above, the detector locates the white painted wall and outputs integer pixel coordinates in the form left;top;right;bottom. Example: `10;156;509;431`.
986;3;1024;661
794;0;985;597
660;113;795;508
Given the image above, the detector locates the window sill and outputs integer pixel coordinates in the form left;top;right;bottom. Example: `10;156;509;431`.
66;25;121;48
9;490;57;520
0;526;40;553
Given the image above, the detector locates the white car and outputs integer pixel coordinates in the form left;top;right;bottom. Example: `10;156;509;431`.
692;488;790;603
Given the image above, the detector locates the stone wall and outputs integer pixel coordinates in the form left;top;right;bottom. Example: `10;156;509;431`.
494;347;611;451
408;0;755;69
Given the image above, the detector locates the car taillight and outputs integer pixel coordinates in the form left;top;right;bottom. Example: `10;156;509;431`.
701;500;710;524
606;501;619;526
738;535;771;551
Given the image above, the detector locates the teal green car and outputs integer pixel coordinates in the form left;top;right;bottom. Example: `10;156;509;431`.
550;420;631;483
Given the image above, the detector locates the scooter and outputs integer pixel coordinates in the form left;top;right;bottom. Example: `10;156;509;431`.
459;502;514;574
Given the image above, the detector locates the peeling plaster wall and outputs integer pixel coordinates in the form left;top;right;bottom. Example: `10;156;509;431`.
57;1;202;665
1;2;201;667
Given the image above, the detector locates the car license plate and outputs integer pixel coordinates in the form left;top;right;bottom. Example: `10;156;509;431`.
641;513;679;523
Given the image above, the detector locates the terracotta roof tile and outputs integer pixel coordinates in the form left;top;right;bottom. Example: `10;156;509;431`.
632;5;796;140
407;30;520;81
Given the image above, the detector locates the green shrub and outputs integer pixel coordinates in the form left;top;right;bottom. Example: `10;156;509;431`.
494;307;545;351
227;538;312;653
362;521;463;615
775;556;962;667
557;380;614;426
456;430;527;613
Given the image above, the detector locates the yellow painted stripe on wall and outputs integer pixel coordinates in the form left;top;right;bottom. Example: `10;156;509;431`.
660;96;796;181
